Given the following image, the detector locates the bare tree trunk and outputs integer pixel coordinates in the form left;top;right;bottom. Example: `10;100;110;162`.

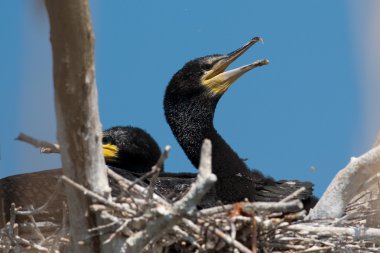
45;1;111;251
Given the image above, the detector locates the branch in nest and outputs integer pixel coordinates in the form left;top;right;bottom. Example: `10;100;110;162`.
309;144;380;220
200;199;303;216
288;223;380;242
15;179;63;216
61;176;133;215
15;133;60;154
145;145;170;202
280;187;305;203
123;139;217;253
107;169;167;204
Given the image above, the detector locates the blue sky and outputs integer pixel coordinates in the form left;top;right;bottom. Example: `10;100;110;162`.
0;1;378;197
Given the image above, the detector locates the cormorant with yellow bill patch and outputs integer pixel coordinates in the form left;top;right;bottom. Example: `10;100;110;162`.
164;37;317;208
0;126;161;224
102;126;161;173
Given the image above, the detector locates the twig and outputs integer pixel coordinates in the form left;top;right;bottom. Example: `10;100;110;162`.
49;202;69;251
6;203;17;242
280;187;306;203
107;168;166;204
61;175;131;214
127;146;170;193
181;218;202;234
127;170;155;192
15;179;62;216
309;144;380;220
172;225;201;249
27;212;45;241
229;219;236;242
123;139;216;253
287;223;380;242
173;139;217;215
103;219;129;244
251;212;257;253
208;225;252;253
88;221;119;236
262;242;306;250
145;145;171;202
14;236;49;252
200;199;303;216
15;133;60;154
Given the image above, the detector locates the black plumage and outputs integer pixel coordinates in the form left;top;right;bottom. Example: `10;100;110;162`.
102;126;161;173
164;37;316;207
0;126;161;225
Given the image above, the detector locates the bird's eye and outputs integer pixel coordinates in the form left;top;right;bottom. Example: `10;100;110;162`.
203;64;212;71
102;136;112;144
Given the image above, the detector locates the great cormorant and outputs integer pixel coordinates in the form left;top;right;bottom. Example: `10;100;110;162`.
164;37;316;207
0;126;161;224
102;126;161;173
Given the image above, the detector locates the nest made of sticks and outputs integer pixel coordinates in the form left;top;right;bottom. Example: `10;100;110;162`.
1;164;380;253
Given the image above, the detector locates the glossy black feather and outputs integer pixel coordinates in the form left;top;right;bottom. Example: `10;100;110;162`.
103;126;161;173
164;55;316;206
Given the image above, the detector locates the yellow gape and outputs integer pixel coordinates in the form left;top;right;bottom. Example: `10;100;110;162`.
103;144;119;162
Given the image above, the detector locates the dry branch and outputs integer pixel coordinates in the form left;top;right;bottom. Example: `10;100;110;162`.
145;145;171;202
44;0;112;251
309;144;380;220
15;133;60;154
287;223;380;242
123;139;217;253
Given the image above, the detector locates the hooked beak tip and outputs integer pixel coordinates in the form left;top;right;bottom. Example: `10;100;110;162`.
252;37;264;44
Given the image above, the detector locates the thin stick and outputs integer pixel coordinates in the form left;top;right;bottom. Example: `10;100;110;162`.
172;225;201;249
103;219;129;244
61;175;131;214
208;225;252;253
107;169;166;204
287;223;380;241
5;203;17;244
200;199;303;216
251;212;257;253
145;145;171;202
15;132;60;153
14;236;49;252
280;187;306;203
15;179;62;216
27;212;45;241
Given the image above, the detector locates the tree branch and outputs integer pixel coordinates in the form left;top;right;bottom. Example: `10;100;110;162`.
287;223;380;242
308;145;380;220
123;139;217;252
15;133;60;154
44;0;112;251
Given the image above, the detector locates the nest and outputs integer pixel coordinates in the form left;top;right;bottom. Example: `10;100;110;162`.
1;168;380;253
2;138;380;252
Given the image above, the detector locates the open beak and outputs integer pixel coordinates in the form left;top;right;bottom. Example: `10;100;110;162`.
103;144;119;162
202;37;269;95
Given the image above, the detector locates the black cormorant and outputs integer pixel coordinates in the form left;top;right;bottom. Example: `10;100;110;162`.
0;126;161;224
102;126;161;173
164;37;316;207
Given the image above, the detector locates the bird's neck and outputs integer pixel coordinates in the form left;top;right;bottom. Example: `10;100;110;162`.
164;96;252;179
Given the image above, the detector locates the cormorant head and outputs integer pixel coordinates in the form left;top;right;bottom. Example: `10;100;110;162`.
102;126;161;173
166;37;269;102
